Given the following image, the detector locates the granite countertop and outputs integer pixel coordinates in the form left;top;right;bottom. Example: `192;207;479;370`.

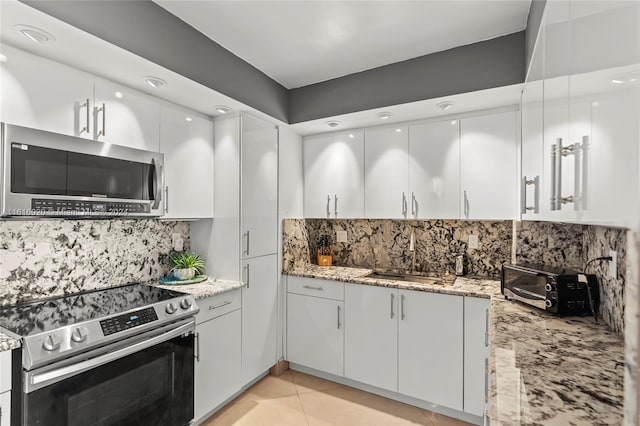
285;265;500;299
285;264;624;425
152;276;245;300
0;332;21;352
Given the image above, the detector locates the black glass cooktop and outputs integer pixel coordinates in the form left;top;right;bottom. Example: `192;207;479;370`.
0;283;185;337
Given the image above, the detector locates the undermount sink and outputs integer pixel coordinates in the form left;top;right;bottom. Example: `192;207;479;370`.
365;270;454;286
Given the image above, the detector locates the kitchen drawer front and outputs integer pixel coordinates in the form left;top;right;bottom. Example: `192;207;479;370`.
288;277;344;301
196;289;241;324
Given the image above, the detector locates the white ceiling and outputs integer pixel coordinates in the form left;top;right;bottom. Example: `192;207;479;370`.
154;0;532;89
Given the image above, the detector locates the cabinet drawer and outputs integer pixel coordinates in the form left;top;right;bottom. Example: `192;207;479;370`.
0;351;10;394
195;289;241;324
288;277;344;301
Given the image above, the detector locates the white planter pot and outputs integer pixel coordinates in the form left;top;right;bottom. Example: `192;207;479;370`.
173;267;196;280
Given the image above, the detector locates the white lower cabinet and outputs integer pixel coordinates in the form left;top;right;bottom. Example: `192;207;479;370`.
344;284;398;392
464;297;491;419
287;293;344;376
242;254;278;383
398;290;464;411
0;350;11;426
0;391;9;426
194;290;242;422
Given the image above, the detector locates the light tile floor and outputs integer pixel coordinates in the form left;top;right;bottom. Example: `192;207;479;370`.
202;370;472;426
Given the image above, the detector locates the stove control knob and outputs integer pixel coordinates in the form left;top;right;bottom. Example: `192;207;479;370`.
71;326;89;343
180;298;192;310
43;334;62;351
545;299;555;308
545;283;556;292
165;302;178;315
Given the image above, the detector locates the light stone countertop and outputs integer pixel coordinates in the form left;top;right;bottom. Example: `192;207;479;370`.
0;332;20;352
284;264;624;425
152;276;245;300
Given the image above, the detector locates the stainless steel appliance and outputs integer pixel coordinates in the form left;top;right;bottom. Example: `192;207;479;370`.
501;263;599;317
0;283;198;426
0;123;164;217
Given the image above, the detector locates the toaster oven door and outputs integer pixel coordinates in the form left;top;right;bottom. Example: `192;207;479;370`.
502;267;547;309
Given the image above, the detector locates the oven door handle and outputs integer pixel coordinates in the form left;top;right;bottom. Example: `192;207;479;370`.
26;319;194;393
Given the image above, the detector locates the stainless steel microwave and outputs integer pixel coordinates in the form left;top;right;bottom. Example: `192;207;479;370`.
0;123;164;218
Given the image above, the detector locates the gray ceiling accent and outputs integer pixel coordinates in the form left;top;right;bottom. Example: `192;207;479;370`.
21;1;532;125
21;0;289;123
525;0;547;71
288;32;525;124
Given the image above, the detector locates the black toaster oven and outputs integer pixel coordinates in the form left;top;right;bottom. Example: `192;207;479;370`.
501;263;599;317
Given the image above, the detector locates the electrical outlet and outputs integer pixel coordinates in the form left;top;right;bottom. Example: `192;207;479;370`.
336;230;348;243
609;250;617;279
468;234;479;250
172;233;183;251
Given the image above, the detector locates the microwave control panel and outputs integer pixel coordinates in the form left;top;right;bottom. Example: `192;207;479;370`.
31;198;150;215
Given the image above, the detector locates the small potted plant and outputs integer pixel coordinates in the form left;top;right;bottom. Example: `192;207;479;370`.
169;252;206;281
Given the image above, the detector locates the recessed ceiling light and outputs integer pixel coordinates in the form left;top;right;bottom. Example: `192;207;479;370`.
15;25;55;44
451;120;457;125
348;133;355;139
114;91;123;99
144;76;167;89
185;117;193;122
377;112;392;120
0;53;7;63
215;105;231;114
611;79;624;84
437;101;454;111
395;128;402;133
326;120;341;128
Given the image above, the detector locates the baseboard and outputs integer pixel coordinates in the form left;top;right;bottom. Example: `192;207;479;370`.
270;359;290;376
289;363;483;426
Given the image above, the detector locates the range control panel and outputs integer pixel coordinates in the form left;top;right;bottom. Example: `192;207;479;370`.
100;307;158;336
31;198;150;214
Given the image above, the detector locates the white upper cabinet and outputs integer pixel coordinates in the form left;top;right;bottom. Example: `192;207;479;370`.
364;125;409;218
159;104;214;219
408;120;460;219
303;131;364;218
0;45;94;139
460;111;518;220
241;114;278;258
93;79;160;151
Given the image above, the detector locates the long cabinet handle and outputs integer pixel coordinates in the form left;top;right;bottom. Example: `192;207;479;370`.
400;294;405;320
484;357;489;403
521;176;540;214
484;308;490;347
80;98;90;135
195;332;200;362
326;195;331;218
244;264;250;288
243;231;250;256
581;136;589;211
209;301;232;310
96;103;106;137
334;194;338;218
390;293;395;319
411;192;416;218
402;192;407;217
302;285;323;291
463;190;469;218
482;410;489;426
164;186;169;214
337;305;341;329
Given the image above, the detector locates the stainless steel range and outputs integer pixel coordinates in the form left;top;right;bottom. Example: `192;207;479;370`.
0;283;199;426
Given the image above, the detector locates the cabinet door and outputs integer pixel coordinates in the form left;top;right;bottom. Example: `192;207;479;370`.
160;104;214;219
460;111;518;220
287;293;344;376
364;125;409;218
463;297;490;417
241;254;277;383
0;391;9;426
408;120;460;219
241;115;278;258
331;131;365;218
303;131;364;218
398;290;463;411
93;80;160;151
195;309;241;421
0;45;94;138
344;284;397;391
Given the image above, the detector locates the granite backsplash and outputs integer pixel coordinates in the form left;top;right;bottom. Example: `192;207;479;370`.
283;218;630;334
0;219;190;305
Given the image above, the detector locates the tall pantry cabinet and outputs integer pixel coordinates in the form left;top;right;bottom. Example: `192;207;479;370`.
211;113;279;385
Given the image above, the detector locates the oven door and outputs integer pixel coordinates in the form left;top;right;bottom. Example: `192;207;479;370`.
21;319;194;426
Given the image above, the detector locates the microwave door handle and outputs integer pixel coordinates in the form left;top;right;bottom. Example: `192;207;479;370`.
151;158;163;210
